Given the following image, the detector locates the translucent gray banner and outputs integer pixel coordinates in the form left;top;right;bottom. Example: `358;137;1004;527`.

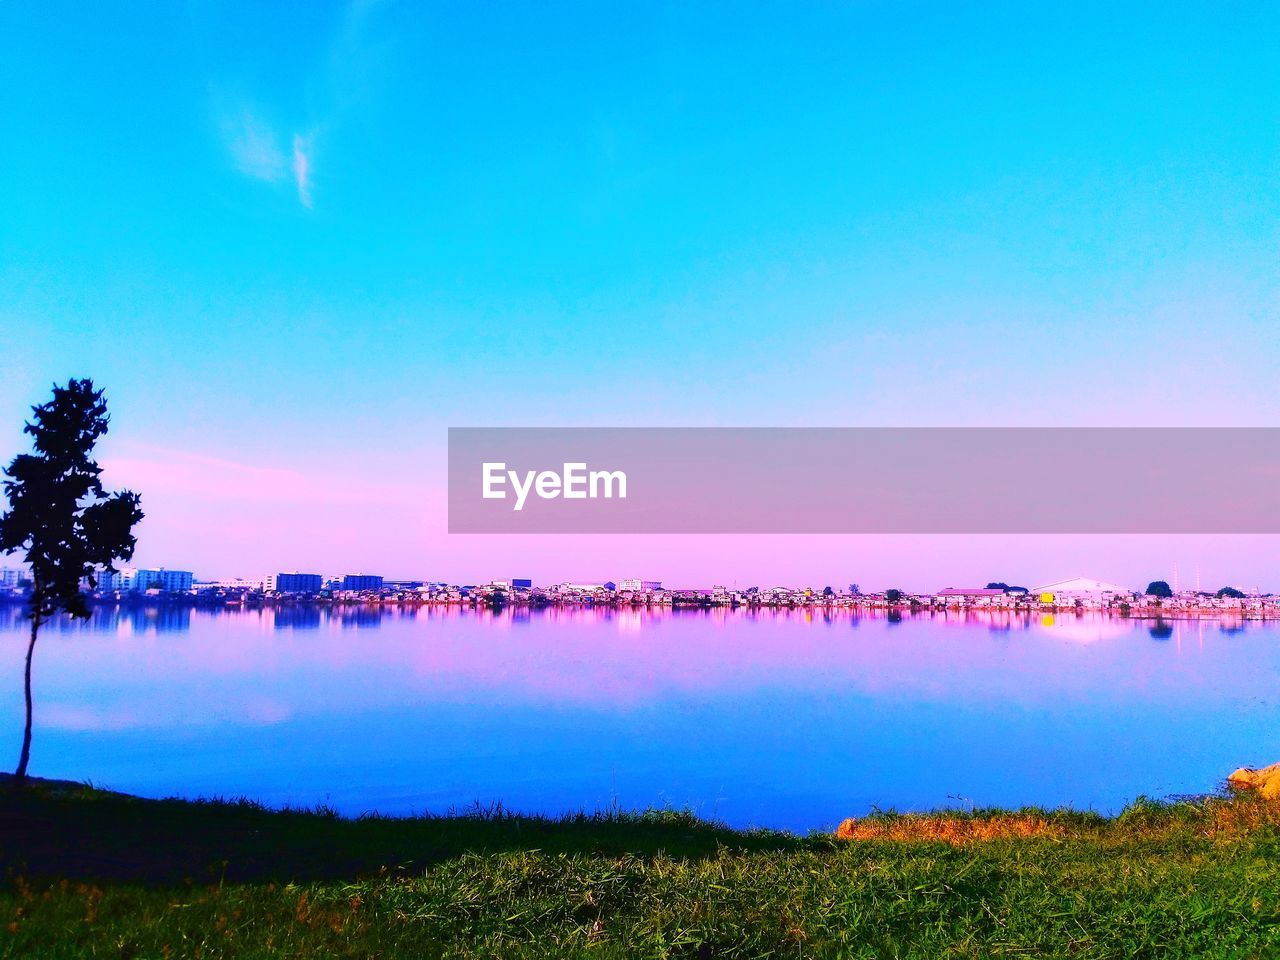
447;428;1280;533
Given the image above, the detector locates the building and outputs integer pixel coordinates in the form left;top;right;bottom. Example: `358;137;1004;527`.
511;578;533;589
936;587;1006;598
1031;577;1131;601
99;567;194;593
151;569;193;593
195;578;264;592
341;574;384;591
266;572;323;593
618;578;661;591
559;581;618;593
0;568;25;589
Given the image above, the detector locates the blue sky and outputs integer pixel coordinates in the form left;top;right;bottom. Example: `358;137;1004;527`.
1;1;1278;585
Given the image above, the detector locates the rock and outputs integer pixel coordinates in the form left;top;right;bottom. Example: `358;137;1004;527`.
1228;763;1280;799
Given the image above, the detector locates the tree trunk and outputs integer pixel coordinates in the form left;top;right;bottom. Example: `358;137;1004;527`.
14;613;38;784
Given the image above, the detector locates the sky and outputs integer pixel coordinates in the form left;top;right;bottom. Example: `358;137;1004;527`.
1;1;1278;590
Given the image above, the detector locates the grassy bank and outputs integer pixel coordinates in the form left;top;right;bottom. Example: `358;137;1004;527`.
2;782;1279;958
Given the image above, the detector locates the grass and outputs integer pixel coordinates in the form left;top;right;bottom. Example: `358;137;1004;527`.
2;782;1280;958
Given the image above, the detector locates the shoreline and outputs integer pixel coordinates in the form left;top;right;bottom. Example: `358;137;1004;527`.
4;776;1279;957
4;594;1278;621
0;770;1249;840
0;770;1259;851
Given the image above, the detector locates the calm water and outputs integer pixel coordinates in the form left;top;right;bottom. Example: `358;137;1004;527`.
1;604;1277;832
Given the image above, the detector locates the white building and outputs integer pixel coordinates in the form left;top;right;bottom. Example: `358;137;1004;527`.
195;578;264;592
1032;577;1131;600
618;578;662;591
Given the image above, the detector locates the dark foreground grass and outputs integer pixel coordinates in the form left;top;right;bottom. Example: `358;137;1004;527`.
2;782;1280;958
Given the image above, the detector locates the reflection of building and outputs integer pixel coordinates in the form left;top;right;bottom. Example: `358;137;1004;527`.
99;568;194;593
1032;577;1131;600
272;606;322;629
342;574;384;591
335;606;382;628
143;605;193;632
266;572;323;593
1038;615;1133;644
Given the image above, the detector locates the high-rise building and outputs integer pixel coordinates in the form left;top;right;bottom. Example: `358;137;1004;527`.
0;568;25;589
341;574;384;591
266;572;323;593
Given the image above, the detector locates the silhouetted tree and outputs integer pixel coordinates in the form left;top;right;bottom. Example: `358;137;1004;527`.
0;380;142;784
884;588;903;604
1145;580;1173;598
1216;586;1246;599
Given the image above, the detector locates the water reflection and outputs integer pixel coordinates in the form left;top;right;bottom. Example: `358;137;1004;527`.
0;604;195;635
1;603;1277;831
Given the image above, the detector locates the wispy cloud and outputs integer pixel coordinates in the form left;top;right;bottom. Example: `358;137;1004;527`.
223;109;287;184
291;134;313;208
206;0;392;210
219;107;315;208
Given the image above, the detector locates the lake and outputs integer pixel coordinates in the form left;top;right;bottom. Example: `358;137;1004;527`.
1;604;1275;832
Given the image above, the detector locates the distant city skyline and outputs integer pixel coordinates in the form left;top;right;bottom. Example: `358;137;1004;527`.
0;562;1268;599
3;3;1278;589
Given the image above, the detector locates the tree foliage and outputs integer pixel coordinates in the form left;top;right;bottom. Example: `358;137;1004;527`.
0;379;143;780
